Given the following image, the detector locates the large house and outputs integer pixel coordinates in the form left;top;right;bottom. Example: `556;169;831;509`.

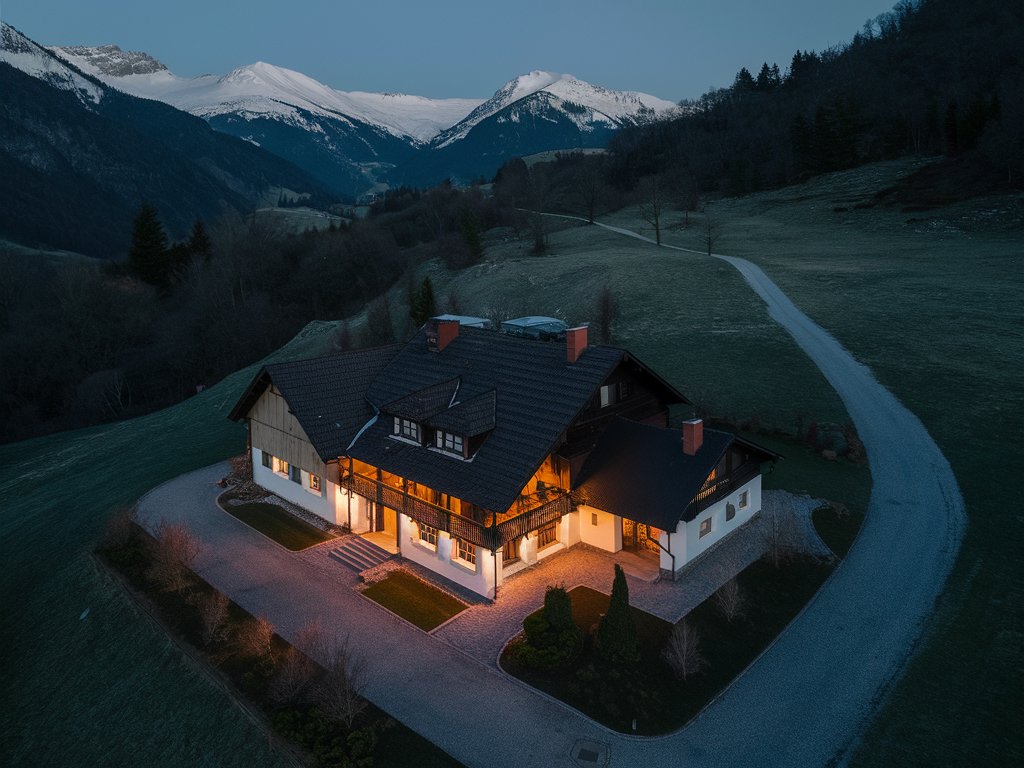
229;318;778;598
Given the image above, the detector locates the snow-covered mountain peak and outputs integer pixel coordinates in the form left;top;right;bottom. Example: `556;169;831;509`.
432;70;677;148
1;23;103;104
50;44;166;77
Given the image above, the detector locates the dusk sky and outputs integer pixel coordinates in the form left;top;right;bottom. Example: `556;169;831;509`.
6;0;896;100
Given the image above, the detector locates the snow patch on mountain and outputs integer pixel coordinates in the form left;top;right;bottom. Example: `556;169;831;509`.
1;23;103;104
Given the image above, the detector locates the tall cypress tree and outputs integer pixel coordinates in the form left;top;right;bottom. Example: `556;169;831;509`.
128;203;170;289
596;564;640;666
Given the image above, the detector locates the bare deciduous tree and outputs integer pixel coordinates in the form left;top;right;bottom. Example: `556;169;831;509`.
714;577;747;622
148;521;200;592
198;591;230;647
703;214;720;256
575;163;604;224
639;175;667;246
314;635;368;728
269;620;329;705
761;507;803;568
662;620;707;681
236;615;276;662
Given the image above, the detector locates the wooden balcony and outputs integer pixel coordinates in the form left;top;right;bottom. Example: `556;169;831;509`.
340;472;571;549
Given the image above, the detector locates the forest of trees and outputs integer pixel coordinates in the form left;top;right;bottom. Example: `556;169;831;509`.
0;184;509;443
512;0;1021;216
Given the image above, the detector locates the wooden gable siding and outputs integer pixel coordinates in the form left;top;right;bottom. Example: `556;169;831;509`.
249;385;326;475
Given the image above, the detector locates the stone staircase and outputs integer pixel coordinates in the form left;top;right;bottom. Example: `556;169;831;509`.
329;536;393;572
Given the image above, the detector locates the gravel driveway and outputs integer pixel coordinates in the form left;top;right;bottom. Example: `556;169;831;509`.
136;219;965;767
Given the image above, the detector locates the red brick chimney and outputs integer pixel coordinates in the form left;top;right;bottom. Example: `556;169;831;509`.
566;326;588;364
426;318;460;352
682;419;704;456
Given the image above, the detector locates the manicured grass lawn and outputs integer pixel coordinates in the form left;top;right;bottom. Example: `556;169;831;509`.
812;504;865;558
361;570;467;631
502;558;834;734
224;501;336;551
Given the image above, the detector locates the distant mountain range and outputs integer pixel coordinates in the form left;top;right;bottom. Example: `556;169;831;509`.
0;23;332;257
51;44;679;195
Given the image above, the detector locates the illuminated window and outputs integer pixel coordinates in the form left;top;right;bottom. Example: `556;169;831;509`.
309;474;321;492
699;518;712;538
418;523;438;547
274;457;289;475
434;430;464;456
290;465;301;484
393;417;420;442
261;451;272;468
738;490;749;509
455;538;476;565
538;522;558;549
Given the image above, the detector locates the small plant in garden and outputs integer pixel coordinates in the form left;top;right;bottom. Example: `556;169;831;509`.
516;585;582;671
236;615;276;663
596;565;640;667
315;636;368;729
662;620;707;681
714;577;747;623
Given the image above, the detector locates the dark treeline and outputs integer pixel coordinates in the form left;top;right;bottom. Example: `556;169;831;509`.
535;0;1022;211
0;184;510;444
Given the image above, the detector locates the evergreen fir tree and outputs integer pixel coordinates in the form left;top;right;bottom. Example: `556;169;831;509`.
187;219;212;260
409;277;437;328
596;564;640;666
128;203;170;289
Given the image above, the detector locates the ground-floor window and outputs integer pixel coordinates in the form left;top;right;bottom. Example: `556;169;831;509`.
418;522;438;547
274;457;290;476
454;538;476;565
738;490;749;509
699;517;713;538
290;465;301;484
502;538;519;563
309;473;321;492
726;502;736;521
261;450;272;468
537;522;558;549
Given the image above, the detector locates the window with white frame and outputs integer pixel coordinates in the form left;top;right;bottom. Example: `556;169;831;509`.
418;522;438;547
274;457;289;476
699;517;713;538
309;473;321;492
454;538;476;565
738;490;749;509
393;416;421;443
261;450;272;468
599;384;615;408
435;430;464;456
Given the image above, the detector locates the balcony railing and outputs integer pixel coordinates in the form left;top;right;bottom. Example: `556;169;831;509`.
691;461;762;514
341;472;570;549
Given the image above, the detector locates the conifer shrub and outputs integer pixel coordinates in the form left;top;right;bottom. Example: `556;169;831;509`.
596;565;640;667
515;585;582;671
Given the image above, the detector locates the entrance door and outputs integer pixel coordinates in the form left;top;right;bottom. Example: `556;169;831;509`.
622;518;661;553
383;506;397;538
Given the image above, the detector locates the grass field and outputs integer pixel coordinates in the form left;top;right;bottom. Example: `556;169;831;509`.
361;570;467;631
223;501;337;551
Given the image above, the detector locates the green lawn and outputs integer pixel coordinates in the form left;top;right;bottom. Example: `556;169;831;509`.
361;570;467;631
812;504;866;558
223;501;336;551
503;559;834;735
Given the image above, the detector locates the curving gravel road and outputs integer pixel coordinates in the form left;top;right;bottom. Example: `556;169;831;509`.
138;217;966;767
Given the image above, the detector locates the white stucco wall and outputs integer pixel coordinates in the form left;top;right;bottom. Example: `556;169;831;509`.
399;514;496;599
577;505;622;552
251;447;340;524
662;474;763;572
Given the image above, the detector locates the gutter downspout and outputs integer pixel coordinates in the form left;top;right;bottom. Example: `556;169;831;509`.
654;532;675;581
346;457;353;532
492;509;498;602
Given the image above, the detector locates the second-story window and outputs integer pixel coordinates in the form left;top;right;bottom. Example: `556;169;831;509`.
393;416;420;443
435;430;464;456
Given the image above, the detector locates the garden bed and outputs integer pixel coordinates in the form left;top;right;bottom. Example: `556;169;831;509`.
222;500;337;551
361;570;467;631
501;557;835;735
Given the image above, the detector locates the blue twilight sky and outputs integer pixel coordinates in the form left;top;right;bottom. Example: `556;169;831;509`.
4;0;896;100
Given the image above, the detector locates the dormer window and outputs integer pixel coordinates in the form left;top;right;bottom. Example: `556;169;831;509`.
393;417;421;443
435;430;465;457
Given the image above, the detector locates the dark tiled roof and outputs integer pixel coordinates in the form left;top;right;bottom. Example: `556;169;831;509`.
350;326;637;513
573;418;734;531
382;377;460;421
428;390;496;437
228;345;400;462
